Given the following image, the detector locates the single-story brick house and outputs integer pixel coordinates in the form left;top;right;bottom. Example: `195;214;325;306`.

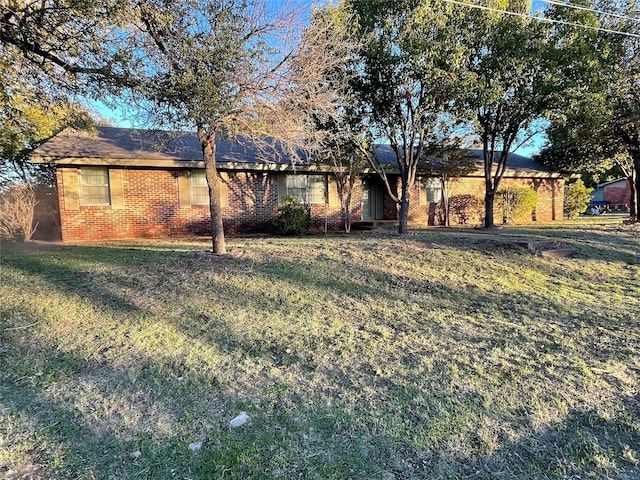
30;127;566;241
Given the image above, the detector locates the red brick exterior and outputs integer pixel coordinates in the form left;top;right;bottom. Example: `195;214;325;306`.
58;168;180;241
55;167;564;241
603;180;631;205
56;167;348;241
407;176;564;226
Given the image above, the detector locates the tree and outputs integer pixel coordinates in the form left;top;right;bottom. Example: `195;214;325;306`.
538;1;640;220
315;139;368;233
0;86;98;241
598;0;640;220
1;0;136;92
0;88;95;186
345;0;468;234
295;3;367;233
564;179;593;219
133;0;304;254
454;0;602;227
540;103;639;218
420;140;477;226
2;2;116;182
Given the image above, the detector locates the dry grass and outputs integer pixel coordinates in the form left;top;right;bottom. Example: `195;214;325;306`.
0;219;638;479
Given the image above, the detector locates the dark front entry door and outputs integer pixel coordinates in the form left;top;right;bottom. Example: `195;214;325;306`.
362;178;384;220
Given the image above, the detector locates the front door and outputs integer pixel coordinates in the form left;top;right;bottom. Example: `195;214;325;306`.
362;178;384;220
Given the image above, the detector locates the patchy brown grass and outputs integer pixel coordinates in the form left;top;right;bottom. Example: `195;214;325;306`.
0;220;638;479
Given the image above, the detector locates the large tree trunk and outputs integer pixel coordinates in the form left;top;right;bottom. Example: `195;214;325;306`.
484;189;496;228
632;155;639;221
398;180;410;234
482;140;510;228
199;129;226;254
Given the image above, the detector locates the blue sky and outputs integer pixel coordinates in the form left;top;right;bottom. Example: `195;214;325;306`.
92;97;547;157
92;0;551;157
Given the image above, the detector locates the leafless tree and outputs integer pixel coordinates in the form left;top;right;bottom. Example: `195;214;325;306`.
287;4;367;232
0;182;37;241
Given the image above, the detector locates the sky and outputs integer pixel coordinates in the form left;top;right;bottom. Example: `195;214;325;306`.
91;0;553;157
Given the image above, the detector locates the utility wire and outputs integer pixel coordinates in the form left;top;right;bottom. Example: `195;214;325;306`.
540;0;640;24
442;0;640;38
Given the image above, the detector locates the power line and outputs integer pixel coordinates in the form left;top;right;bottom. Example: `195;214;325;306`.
540;0;640;24
442;0;640;39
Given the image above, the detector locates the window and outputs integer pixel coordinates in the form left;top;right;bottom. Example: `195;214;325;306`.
191;170;209;205
281;175;327;204
307;175;327;204
285;174;307;202
80;167;110;205
424;178;443;203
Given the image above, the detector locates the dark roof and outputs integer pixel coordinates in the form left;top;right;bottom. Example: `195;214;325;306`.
31;126;295;165
31;126;558;177
372;144;554;176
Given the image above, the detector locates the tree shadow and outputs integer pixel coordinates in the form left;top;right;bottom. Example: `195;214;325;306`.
470;395;640;479
223;172;276;233
410;227;640;265
1;247;143;314
0;297;391;479
1;237;638;479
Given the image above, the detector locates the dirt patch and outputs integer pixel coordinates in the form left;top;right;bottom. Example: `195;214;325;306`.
523;240;577;258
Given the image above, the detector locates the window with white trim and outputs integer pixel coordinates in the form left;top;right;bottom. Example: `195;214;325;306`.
191;170;209;205
281;175;327;204
80;167;110;205
424;178;443;203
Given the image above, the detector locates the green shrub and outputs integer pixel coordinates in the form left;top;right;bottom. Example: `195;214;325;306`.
497;187;537;224
564;179;593;219
271;196;310;235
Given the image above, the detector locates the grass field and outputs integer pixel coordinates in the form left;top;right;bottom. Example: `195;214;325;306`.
1;219;639;479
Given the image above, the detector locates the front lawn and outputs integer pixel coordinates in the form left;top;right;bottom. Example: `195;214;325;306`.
1;221;639;479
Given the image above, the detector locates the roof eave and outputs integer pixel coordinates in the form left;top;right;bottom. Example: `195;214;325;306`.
30;156;563;178
29;156;335;172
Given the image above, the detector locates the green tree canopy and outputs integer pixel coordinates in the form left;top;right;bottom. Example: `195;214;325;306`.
1;0;137;93
453;0;604;227
0;85;95;187
538;0;640;219
345;0;469;234
132;0;307;253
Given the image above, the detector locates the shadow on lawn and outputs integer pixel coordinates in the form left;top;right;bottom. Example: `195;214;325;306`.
0;305;386;479
243;253;635;357
419;226;640;265
0;350;128;478
1;239;638;479
161;252;639;478
469;395;640;479
0;244;155;314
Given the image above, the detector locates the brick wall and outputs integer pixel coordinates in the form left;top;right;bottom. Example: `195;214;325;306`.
57;167;350;241
604;181;631;205
55;167;564;241
407;176;564;226
58;168;183;241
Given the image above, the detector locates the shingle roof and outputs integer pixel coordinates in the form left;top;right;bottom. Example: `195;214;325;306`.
372;144;555;176
31;126;557;177
31;126;295;165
